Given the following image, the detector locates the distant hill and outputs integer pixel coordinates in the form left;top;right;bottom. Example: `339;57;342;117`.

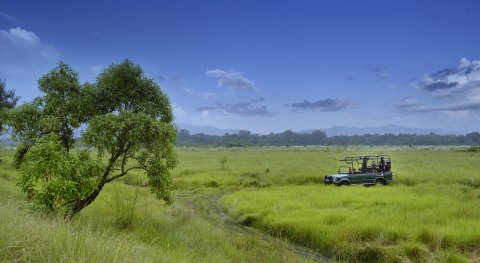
300;124;443;136
176;123;239;136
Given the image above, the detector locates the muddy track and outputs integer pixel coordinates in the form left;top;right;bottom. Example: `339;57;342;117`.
176;191;330;263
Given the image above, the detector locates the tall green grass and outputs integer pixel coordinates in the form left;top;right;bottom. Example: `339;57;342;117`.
212;146;480;262
0;148;310;262
171;146;480;190
223;185;477;262
111;146;480;261
107;184;139;229
3;146;480;262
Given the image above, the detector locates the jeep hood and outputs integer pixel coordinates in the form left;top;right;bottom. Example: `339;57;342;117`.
329;174;348;179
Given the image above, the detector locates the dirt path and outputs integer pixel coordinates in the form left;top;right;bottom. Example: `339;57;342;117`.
176;191;330;263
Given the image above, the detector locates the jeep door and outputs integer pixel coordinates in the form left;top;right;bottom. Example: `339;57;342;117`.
363;173;377;184
383;172;393;182
350;173;365;184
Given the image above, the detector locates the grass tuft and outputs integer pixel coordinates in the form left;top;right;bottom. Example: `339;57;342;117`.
108;184;139;229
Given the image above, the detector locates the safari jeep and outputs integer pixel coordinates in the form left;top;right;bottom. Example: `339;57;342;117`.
324;155;396;186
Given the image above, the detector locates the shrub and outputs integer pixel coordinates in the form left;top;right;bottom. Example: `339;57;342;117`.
461;146;480;153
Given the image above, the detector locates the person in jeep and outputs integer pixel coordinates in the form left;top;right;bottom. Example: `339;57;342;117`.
361;156;368;173
379;157;386;172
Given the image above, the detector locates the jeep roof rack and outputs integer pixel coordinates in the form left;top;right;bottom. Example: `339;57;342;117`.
340;155;390;164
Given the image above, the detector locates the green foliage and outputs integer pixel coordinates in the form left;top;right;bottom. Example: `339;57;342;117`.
223;140;251;147
7;101;43;146
95;60;173;120
0;79;19;132
19;134;102;211
7;59;177;217
461;145;480;152
37;62;89;151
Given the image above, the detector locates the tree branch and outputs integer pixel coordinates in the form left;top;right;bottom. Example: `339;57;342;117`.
105;166;142;183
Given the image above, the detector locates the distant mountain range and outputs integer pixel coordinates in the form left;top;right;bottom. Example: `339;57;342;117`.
176;123;448;136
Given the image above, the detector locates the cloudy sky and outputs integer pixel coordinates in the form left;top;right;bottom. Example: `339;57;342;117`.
1;0;480;134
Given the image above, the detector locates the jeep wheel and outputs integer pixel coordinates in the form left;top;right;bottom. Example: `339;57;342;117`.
375;179;386;186
339;181;349;186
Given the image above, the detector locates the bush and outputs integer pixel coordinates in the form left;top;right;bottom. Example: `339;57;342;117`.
461;146;480;153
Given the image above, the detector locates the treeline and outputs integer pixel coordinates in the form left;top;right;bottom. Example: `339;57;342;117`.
176;129;480;146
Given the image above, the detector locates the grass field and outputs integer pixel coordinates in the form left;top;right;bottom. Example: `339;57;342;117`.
217;147;480;262
0;148;310;263
1;146;480;262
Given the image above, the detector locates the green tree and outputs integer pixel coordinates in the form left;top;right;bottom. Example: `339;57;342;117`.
0;79;20;133
8;60;177;219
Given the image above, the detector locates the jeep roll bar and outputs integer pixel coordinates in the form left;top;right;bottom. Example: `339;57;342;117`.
339;155;390;165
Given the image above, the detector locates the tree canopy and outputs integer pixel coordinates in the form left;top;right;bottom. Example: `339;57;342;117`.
0;79;19;132
176;129;480;146
7;60;177;218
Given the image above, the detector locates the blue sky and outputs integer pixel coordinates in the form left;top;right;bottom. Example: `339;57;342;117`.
1;0;480;134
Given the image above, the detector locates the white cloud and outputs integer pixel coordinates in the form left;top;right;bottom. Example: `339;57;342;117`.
206;69;256;92
0;27;61;63
8;27;39;43
397;58;480;114
0;27;61;101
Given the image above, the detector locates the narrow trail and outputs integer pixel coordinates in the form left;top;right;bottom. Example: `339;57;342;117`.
176;191;330;263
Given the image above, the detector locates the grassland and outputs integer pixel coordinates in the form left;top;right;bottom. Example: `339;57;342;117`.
217;147;480;262
0;148;311;263
1;146;480;262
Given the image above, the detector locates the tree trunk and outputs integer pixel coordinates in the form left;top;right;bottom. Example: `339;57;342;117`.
64;149;122;220
64;182;105;220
